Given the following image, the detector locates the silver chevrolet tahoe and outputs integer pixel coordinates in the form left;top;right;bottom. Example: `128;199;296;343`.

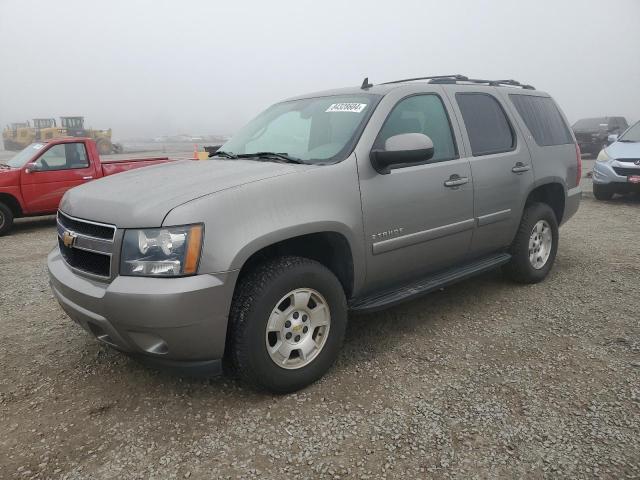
49;75;582;393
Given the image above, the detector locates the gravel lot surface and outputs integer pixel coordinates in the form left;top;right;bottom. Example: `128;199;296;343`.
1;193;639;479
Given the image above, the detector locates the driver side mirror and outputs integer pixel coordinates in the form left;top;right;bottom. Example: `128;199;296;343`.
25;162;42;173
370;133;435;174
607;134;619;144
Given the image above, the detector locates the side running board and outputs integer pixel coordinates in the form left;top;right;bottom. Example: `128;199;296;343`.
349;253;511;313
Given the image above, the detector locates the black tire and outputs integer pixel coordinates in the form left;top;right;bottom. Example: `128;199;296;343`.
0;202;14;236
593;183;614;201
227;256;347;393
503;202;559;284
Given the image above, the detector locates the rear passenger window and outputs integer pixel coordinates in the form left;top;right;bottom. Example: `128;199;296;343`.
509;95;573;146
375;94;457;162
456;93;515;156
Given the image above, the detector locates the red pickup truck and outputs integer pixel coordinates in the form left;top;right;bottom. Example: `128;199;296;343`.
0;137;172;235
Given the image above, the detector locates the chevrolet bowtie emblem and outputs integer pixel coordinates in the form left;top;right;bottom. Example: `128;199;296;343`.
62;230;77;248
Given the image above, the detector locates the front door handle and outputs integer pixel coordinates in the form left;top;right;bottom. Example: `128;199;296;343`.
512;162;531;173
82;176;93;180
444;174;469;188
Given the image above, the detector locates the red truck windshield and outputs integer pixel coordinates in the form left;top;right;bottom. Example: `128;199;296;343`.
5;143;46;168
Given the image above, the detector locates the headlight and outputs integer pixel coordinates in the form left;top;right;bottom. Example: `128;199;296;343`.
596;149;610;162
121;224;203;277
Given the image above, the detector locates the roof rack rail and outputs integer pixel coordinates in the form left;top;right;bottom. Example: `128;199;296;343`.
430;77;535;90
381;74;469;85
377;75;535;90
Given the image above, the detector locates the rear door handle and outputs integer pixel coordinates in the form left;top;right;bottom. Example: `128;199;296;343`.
444;175;469;188
512;162;531;173
83;176;93;180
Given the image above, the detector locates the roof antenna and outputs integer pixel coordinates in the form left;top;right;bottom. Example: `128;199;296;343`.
361;77;373;89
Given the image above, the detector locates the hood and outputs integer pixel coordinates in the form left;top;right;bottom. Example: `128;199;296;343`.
605;141;640;160
60;159;304;227
0;167;21;187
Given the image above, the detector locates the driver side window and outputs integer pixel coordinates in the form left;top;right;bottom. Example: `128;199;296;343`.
36;143;89;171
375;94;458;162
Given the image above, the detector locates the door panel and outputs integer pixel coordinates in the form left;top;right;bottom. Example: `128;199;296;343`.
20;142;94;214
360;160;474;292
356;90;474;294
445;87;533;256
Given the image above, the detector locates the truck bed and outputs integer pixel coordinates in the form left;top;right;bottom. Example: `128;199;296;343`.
100;156;172;176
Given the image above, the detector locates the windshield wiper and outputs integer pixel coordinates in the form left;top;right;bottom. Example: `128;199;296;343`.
0;163;11;169
213;150;238;159
236;152;308;164
618;139;638;143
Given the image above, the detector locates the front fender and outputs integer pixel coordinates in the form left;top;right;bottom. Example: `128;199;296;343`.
0;174;26;214
163;156;367;293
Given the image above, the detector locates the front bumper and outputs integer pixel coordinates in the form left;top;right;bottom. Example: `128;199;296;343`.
48;247;238;367
592;161;640;186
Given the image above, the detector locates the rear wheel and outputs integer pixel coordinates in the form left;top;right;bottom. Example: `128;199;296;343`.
227;256;347;393
593;183;614;201
0;202;14;236
503;202;559;284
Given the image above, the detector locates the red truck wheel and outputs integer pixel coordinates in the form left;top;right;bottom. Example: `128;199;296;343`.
0;202;14;236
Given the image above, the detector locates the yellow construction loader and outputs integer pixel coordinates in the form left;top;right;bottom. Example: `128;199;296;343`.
2;121;32;150
33;118;60;142
59;116;122;154
3;118;60;148
2;116;122;153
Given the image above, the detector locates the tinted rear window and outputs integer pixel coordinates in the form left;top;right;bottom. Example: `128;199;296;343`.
456;93;515;156
510;95;573;146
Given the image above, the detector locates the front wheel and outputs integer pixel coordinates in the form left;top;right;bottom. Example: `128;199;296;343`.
593;183;614;201
0;202;14;236
503;202;559;284
227;256;347;393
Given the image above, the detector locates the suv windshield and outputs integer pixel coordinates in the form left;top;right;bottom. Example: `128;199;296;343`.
619;121;640;142
4;143;47;168
219;94;380;164
572;118;608;130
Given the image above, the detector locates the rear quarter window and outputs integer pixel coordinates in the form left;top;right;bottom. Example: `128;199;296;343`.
509;95;573;146
455;93;515;156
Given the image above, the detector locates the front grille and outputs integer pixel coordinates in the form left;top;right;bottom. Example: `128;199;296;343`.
57;211;115;278
616;158;640;164
59;238;111;277
58;211;115;240
613;167;640;177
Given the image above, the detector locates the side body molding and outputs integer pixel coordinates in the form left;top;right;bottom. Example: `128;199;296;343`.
372;218;475;255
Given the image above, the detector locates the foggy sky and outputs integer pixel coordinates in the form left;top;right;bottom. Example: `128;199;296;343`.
1;0;639;140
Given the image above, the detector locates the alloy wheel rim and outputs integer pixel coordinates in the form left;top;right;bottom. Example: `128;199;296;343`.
529;220;552;269
265;288;331;369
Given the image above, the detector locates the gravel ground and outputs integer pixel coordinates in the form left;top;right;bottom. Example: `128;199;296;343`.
1;194;639;479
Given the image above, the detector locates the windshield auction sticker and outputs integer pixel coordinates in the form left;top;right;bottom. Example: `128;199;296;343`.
325;103;368;113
